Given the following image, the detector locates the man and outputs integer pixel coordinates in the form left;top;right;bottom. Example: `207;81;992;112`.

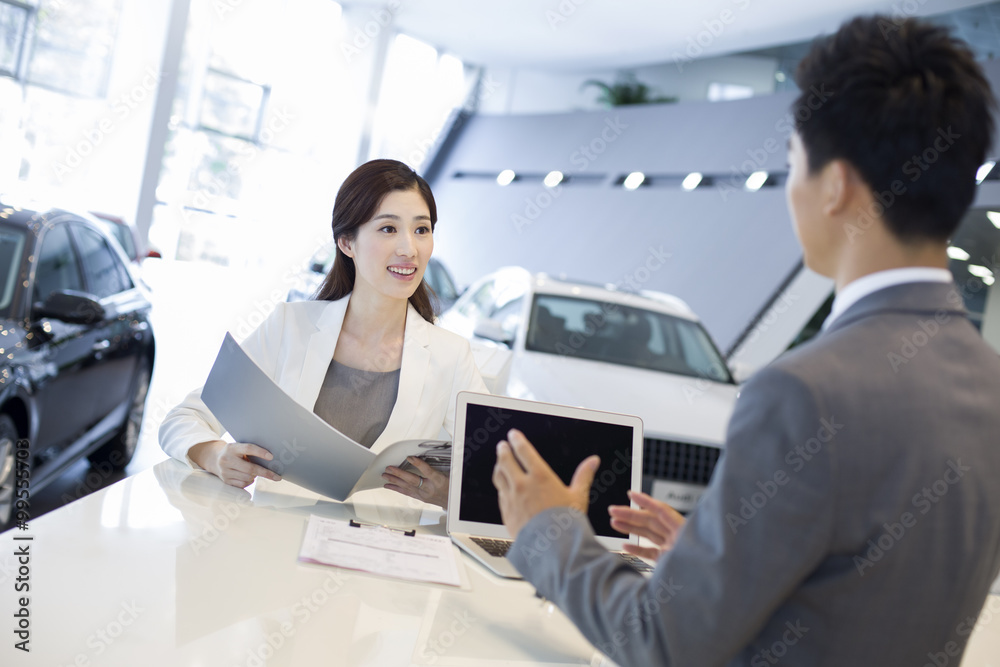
492;15;1000;667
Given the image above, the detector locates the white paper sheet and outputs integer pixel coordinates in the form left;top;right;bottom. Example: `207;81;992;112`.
298;514;462;587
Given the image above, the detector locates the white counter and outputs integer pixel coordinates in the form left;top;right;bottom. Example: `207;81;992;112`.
1;460;998;666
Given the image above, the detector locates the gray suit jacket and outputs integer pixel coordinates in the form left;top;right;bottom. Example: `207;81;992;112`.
509;282;1000;666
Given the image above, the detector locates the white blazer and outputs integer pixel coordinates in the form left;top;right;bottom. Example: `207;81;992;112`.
159;296;488;467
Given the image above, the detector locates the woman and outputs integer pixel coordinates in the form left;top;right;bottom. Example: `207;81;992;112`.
159;159;487;508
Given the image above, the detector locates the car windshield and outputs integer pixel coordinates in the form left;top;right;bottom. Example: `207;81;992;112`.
525;294;733;383
0;227;26;318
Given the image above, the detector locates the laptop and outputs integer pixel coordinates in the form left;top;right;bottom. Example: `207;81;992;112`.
447;391;655;579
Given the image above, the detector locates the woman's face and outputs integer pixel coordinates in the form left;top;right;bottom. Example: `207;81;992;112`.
339;188;434;303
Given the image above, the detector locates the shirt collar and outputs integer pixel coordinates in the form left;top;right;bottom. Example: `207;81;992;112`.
822;267;953;331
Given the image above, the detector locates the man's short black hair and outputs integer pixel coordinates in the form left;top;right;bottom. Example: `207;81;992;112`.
794;15;996;242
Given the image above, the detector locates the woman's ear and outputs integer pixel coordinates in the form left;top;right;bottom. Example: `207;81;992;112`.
336;235;354;258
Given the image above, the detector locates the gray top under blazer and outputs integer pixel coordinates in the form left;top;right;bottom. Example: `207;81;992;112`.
509;281;1000;667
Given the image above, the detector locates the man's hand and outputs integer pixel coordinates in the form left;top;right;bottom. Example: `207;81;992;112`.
492;429;600;539
608;490;686;560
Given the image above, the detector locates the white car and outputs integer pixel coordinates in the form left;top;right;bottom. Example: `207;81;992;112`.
438;267;739;511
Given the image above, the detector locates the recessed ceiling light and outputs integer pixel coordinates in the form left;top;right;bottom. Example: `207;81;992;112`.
543;171;563;188
984;275;995;286
623;172;645;190
497;169;515;186
968;264;994;279
682;173;703;191
977;161;996;184
745;171;768;191
987;211;1000;229
947;246;970;261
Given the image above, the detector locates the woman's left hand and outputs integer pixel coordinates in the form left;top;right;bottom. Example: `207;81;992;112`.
383;456;449;508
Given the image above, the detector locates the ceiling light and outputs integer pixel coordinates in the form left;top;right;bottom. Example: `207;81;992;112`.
947;246;970;261
775;71;786;83
681;172;703;191
977;161;996;184
497;169;515;186
745;171;768;191
984;275;995;286
623;172;645;190
543;171;564;188
988;211;1000;229
968;264;994;279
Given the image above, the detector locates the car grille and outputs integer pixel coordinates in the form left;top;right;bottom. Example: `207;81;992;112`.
643;438;721;485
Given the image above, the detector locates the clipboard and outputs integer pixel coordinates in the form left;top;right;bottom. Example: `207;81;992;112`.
298;514;464;587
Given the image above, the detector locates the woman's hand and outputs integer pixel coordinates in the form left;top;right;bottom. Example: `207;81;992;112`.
608;490;686;561
383;456;449;508
188;439;282;489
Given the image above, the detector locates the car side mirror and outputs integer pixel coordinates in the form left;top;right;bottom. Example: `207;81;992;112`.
473;319;514;347
32;290;105;325
728;360;753;384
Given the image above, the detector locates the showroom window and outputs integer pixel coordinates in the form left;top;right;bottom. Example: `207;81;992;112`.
0;0;122;97
369;33;468;169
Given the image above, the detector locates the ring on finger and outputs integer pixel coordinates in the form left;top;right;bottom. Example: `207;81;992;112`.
417;476;424;489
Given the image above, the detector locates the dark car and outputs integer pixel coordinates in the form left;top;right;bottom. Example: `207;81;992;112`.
0;201;155;531
286;241;462;315
89;211;162;264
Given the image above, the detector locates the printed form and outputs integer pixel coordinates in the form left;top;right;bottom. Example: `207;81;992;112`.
299;514;462;587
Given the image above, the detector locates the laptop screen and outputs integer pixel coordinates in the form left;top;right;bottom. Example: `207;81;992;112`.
458;402;634;538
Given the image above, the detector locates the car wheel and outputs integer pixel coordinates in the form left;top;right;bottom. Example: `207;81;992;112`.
0;414;18;531
88;356;151;472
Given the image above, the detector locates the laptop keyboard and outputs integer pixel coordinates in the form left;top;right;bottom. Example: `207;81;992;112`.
471;536;512;557
470;537;655;573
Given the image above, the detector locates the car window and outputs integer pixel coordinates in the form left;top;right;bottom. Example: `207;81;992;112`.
73;225;132;298
0;228;26;316
456;279;497;320
427;260;458;301
32;223;84;304
526;294;733;383
491;296;524;339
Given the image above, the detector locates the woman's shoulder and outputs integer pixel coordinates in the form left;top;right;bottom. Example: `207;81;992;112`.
265;298;348;332
416;316;474;354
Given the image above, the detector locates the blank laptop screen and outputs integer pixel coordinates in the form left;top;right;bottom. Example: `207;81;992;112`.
458;402;634;537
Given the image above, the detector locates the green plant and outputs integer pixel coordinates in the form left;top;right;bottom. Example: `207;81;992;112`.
580;72;678;107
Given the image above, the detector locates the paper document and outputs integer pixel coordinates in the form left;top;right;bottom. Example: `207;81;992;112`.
299;514;462;587
201;333;452;501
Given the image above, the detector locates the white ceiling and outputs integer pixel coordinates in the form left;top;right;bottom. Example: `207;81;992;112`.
346;0;995;70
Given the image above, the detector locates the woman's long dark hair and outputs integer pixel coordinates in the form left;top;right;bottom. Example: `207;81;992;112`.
315;159;438;322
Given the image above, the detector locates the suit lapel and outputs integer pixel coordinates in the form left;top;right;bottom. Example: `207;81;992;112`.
293;298;349;409
372;303;430;452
